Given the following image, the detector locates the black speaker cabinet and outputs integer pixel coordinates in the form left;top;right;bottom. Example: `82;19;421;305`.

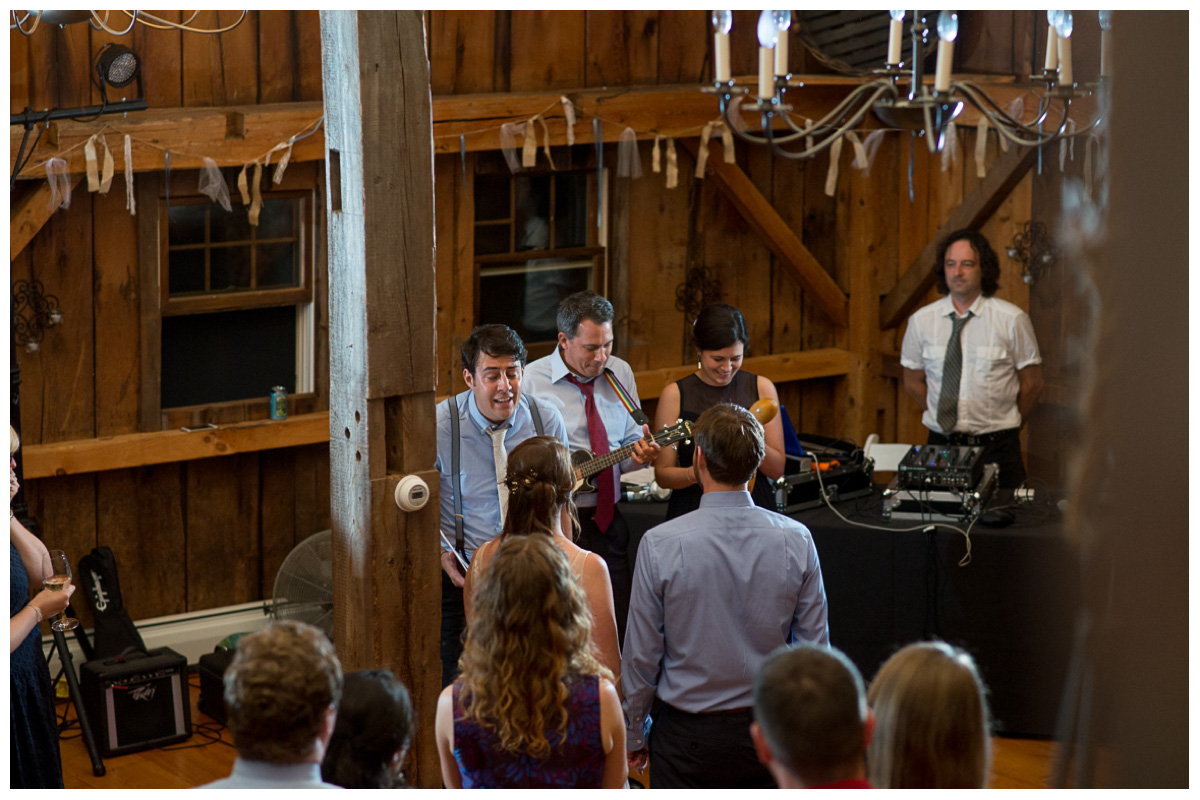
80;647;192;757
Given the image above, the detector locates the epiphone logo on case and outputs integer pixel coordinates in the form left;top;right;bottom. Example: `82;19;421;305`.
130;684;156;702
90;569;110;612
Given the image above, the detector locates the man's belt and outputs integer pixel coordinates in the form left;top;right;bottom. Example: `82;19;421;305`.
938;428;1020;446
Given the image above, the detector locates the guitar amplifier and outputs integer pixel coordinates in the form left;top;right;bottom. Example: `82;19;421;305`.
79;647;192;757
774;452;875;513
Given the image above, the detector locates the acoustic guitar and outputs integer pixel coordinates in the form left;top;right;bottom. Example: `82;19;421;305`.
572;420;693;493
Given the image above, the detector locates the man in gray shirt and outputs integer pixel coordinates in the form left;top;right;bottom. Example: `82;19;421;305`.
622;404;829;789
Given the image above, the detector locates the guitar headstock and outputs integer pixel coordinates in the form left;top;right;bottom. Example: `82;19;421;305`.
660;419;693;449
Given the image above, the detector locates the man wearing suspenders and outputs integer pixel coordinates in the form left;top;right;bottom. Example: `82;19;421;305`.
435;325;568;687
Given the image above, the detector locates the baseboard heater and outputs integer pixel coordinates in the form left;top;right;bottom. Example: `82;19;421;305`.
42;601;271;669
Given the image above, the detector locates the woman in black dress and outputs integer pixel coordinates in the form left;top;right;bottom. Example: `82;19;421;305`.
10;426;73;789
653;304;787;519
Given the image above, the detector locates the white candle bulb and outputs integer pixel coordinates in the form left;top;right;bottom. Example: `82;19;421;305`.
1044;26;1058;71
1056;11;1073;86
1099;11;1113;78
712;10;732;83
773;11;792;76
888;11;905;66
757;10;777;100
935;11;958;93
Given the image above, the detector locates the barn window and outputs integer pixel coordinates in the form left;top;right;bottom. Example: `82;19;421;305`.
472;155;606;356
159;188;315;411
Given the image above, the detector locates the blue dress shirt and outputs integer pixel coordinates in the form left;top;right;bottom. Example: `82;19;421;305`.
621;490;830;749
435;389;568;561
200;758;341;788
523;348;643;509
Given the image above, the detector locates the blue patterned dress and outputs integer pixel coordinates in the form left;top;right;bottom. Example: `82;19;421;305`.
453;674;606;788
10;541;65;788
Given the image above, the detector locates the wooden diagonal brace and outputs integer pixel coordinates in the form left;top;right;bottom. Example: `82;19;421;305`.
878;143;1038;329
10;174;82;261
681;137;849;328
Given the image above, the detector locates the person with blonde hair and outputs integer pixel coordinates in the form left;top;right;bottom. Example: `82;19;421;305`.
866;641;993;788
462;435;621;683
436;534;626;789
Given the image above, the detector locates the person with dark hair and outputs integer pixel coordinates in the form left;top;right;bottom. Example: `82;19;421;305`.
437;324;569;687
901;229;1044;488
866;641;993;789
202;621;344;788
623;404;829;789
435;534;627;789
524;291;659;644
652;302;786;519
462;436;621;683
321;670;414;789
751;644;874;789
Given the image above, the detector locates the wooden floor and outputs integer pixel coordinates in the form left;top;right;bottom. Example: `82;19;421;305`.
57;668;1057;789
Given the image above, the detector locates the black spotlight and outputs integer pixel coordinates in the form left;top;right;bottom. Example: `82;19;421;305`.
94;44;143;105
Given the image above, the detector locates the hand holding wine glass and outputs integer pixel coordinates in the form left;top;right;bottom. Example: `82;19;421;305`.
39;550;78;632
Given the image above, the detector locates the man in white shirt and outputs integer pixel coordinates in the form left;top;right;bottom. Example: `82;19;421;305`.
900;229;1044;487
201;621;343;789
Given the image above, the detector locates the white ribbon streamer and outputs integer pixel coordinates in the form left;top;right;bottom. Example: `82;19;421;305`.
560;96;576;146
538;115;555;170
824;136;843;197
1059;119;1077;172
249;162;263;226
499;122;522;173
45;157;71;210
857;130;886;177
522;118;539;167
199;157;233;212
124;135;135;214
652;135;662;173
719;121;735;164
99;136;114;194
846;131;869;170
274;141;294;185
665;138;678;189
237;163;251;206
940;122;959;172
695;122;714;178
85;134;100;192
975;117;990;178
617;127;642;178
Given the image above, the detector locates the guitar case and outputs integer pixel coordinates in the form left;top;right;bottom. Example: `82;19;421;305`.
76;546;148;660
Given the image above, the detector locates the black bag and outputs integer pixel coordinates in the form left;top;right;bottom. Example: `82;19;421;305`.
76;546;147;659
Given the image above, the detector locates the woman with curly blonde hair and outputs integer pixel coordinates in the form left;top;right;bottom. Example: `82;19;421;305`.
435;534;626;788
462;436;621;685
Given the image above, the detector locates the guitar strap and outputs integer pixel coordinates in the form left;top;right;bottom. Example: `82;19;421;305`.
603;368;650;427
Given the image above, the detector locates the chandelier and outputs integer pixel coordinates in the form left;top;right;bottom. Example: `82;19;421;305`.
11;10;246;37
705;10;1109;160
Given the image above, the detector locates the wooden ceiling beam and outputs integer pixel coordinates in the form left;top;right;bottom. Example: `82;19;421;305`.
680;137;849;328
11;77;1069;179
878;142;1038;329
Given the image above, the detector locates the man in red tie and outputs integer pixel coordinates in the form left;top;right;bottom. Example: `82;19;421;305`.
525;291;659;642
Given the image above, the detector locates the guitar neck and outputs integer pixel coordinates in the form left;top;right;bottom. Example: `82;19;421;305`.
578;430;673;479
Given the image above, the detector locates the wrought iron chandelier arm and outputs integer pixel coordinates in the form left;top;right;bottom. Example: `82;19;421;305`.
954;82;1051;132
10;10;42;35
778;81;893;137
90;10;139;37
764;84;893;161
953;83;1073;148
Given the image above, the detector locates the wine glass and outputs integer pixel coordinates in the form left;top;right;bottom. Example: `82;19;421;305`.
41;549;78;632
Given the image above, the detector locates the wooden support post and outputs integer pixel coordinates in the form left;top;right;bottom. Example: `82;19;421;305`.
320;11;441;789
878;144;1038;329
10;176;82;261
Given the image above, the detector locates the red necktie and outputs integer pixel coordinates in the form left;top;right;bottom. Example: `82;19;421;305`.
566;374;614;533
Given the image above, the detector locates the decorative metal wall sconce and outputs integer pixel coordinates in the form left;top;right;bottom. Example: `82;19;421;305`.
674;266;724;321
1007;221;1058;286
12;280;63;352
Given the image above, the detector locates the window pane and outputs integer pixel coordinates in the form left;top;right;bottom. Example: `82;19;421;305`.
479;261;592;343
554;172;588;248
257;242;298;288
210;244;253;292
515;175;551;251
474;174;510;222
161;306;297;408
474;223;511;256
168;248;206;295
168;204;206;245
210;204;252;243
257;198;297;240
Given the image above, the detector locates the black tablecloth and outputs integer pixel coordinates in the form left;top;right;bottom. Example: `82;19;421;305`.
618;489;1078;737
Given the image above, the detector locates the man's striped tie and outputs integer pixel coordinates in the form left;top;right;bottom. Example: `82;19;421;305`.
937;311;973;432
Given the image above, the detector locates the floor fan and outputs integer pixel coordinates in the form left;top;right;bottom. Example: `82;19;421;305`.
271;529;334;638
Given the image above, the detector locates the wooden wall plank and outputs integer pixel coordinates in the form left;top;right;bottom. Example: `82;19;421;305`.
97;465;187;620
136;174;161;431
258;10;301;104
585;11;659;88
57;23;92;109
433;152;474;397
657;10;709;84
185;454;261;610
27;19;57;111
133;10;183;108
509;11;586;91
24;474;97;628
428;11;498;94
26;195;95;443
894;133;933;446
259;449;299;598
92;186;141;437
182;10;260;106
961;10;1016;75
10;25;31;113
295;10;324;102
